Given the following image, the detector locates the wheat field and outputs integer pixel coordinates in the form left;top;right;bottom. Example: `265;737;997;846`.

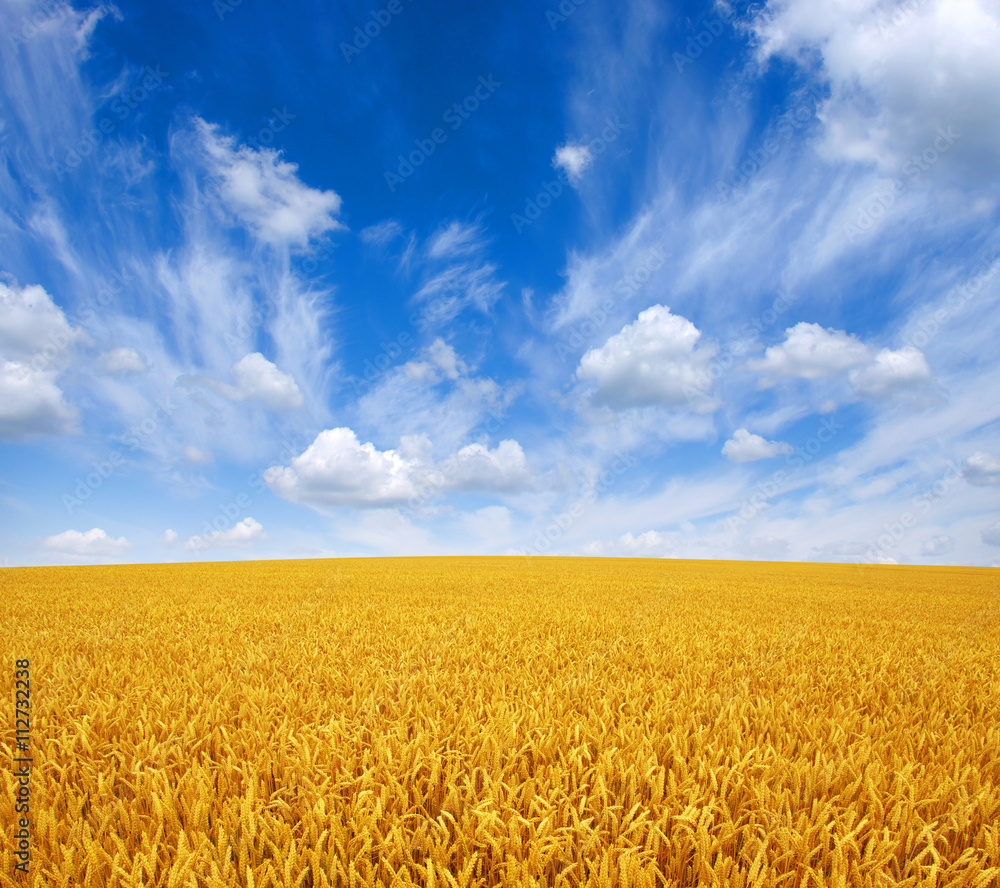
1;557;998;887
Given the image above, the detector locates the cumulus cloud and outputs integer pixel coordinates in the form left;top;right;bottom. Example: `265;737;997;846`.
195;117;345;248
749;322;932;400
750;0;1000;184
963;451;1000;486
96;347;148;375
0;280;84;361
185;517;266;550
265;427;534;509
575;305;719;411
848;346;932;398
229;352;304;409
402;338;467;383
722;428;794;462
264;428;423;508
437;440;533;492
748;322;871;382
0;361;78;441
162;529;178;545
982;523;1000;547
179;352;304;410
0;279;80;440
920;534;955;557
42;528;131;557
553;143;594;184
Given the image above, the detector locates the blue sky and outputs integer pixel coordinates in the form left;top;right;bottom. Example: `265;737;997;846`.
2;0;999;567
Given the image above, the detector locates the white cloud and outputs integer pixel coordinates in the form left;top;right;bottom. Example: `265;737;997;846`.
848;346;932;398
426;221;484;259
410;260;506;327
402;338;466;383
467;505;513;537
575;305;719;411
265;427;535;509
184;446;211;464
196;117;345;248
811;540;869;559
0;279;83;361
360;219;404;246
582;529;677;557
920;534;955;556
0;361;78;440
184;517;266;550
264;428;423;508
229;352;304;409
162;529;178;545
553;143;594;185
982;523;1000;547
179;352;305;411
96;347;148;375
42;528;131;557
722;428;794;462
438;440;533;492
963;451;1000;486
748;323;932;400
0;279;80;440
356;362;516;459
748;322;871;382
744;535;792;560
750;0;1000;184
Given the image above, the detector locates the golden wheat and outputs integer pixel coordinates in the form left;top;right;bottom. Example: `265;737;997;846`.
1;557;998;887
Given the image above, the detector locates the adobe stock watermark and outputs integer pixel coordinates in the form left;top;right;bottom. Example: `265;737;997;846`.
185;106;301;213
842;125;960;244
520;451;637;556
6;0;71;50
345;285;466;397
510;115;627;233
716;84;825;201
27;265;136;376
398;408;511;520
725;414;843;534
683;290;800;407
347;330;415;397
214;0;245;22
672;4;753;73
340;0;412;63
241;106;296;152
545;0;588;30
61;395;182;513
226;240;341;351
384;76;502;192
180;437;304;551
555;245;667;363
182;496;255;551
51;65;169;181
860;462;962;564
875;0;926;36
901;256;999;352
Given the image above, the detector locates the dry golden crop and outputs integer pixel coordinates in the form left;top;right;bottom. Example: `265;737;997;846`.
1;556;998;887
